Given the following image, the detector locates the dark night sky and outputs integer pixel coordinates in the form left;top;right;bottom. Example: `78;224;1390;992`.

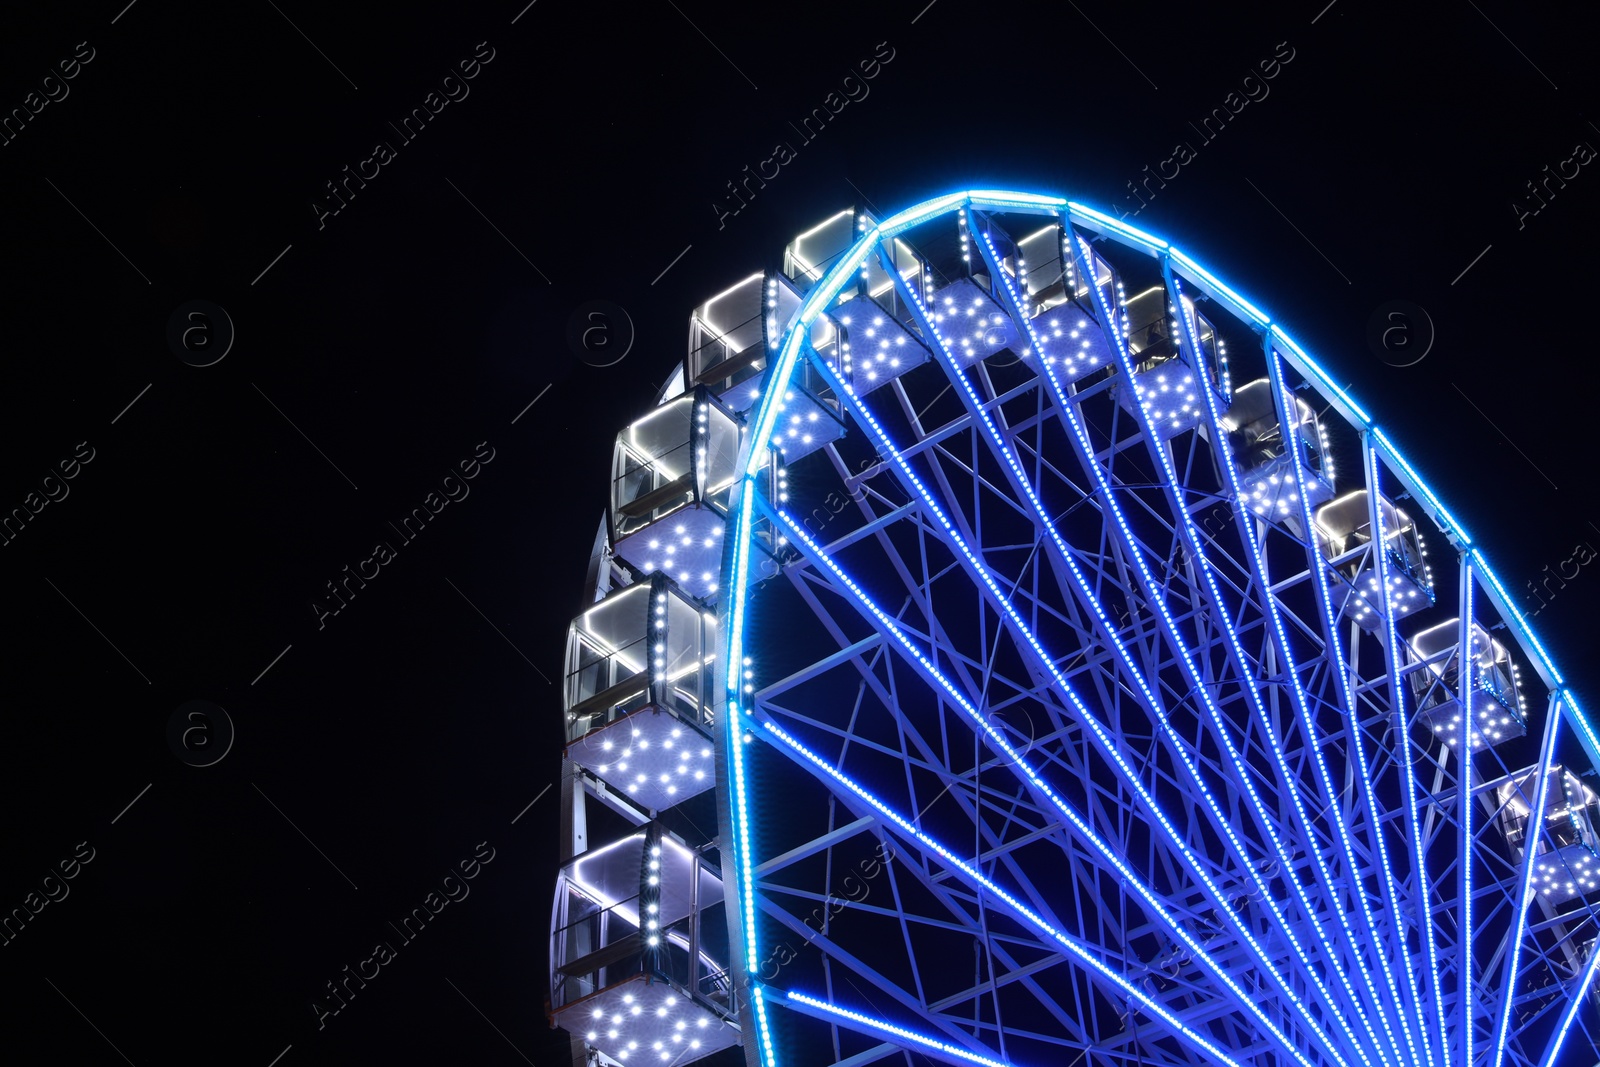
1;1;1596;1064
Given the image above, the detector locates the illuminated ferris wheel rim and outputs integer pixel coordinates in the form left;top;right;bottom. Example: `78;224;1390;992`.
715;186;1598;1064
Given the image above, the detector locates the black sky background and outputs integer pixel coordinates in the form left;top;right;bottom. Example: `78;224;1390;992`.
1;1;1597;1064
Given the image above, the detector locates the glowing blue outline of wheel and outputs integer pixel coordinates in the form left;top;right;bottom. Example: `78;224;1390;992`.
716;189;1600;1067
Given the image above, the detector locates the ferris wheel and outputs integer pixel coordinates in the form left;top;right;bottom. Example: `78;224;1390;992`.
546;189;1600;1067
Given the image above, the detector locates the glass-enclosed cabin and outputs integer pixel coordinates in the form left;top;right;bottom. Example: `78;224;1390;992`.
549;828;739;1064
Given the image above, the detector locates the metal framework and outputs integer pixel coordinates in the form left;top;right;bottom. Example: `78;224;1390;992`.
550;190;1600;1067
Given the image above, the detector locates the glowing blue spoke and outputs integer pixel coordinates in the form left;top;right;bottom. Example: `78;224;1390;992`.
1082;227;1412;1059
711;189;1598;1067
1263;345;1430;1067
937;222;1400;1065
989;223;1407;1065
774;505;1354;1067
898;213;1399;1066
1062;238;1414;1067
1362;434;1451;1067
1128;253;1426;1067
761;718;1258;1067
1167;262;1427;1067
1260;337;1452;1067
1536;936;1600;1067
781;991;1014;1067
1459;565;1476;1067
1490;697;1562;1067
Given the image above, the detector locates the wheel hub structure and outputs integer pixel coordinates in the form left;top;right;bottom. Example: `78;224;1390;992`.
548;190;1600;1067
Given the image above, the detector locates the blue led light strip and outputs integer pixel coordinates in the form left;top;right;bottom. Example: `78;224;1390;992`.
718;190;1600;1067
1471;546;1563;688
899;223;1395;1063
751;985;778;1067
782;990;1015;1067
1370;428;1471;550
725;486;761;970
1536;914;1600;1067
1268;326;1371;426
1126;256;1426;1067
773;507;1343;1067
951;222;1399;1064
1071;231;1421;1067
1170;247;1271;329
1274;357;1444;1065
1361;433;1451;1067
1563;689;1600;770
1490;699;1562;1067
1164;254;1427;1067
1459;563;1476;1067
762;718;1251;1067
1065;200;1168;254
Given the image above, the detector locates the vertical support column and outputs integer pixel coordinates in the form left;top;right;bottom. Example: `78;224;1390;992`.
649;573;667;711
643;824;663;976
560;759;589;861
1458;557;1476;1067
559;762;591;1067
689;845;702;998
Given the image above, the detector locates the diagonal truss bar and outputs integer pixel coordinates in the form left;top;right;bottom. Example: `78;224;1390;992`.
1536;922;1600;1067
1489;692;1562;1067
714;189;1600;1067
761;716;1256;1067
876;219;1399;1066
1185;271;1429;1067
780;990;1014;1067
942;216;1403;1064
1360;430;1452;1067
980;221;1394;1045
764;567;1161;1056
1079;231;1426;1067
772;500;1347;1067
